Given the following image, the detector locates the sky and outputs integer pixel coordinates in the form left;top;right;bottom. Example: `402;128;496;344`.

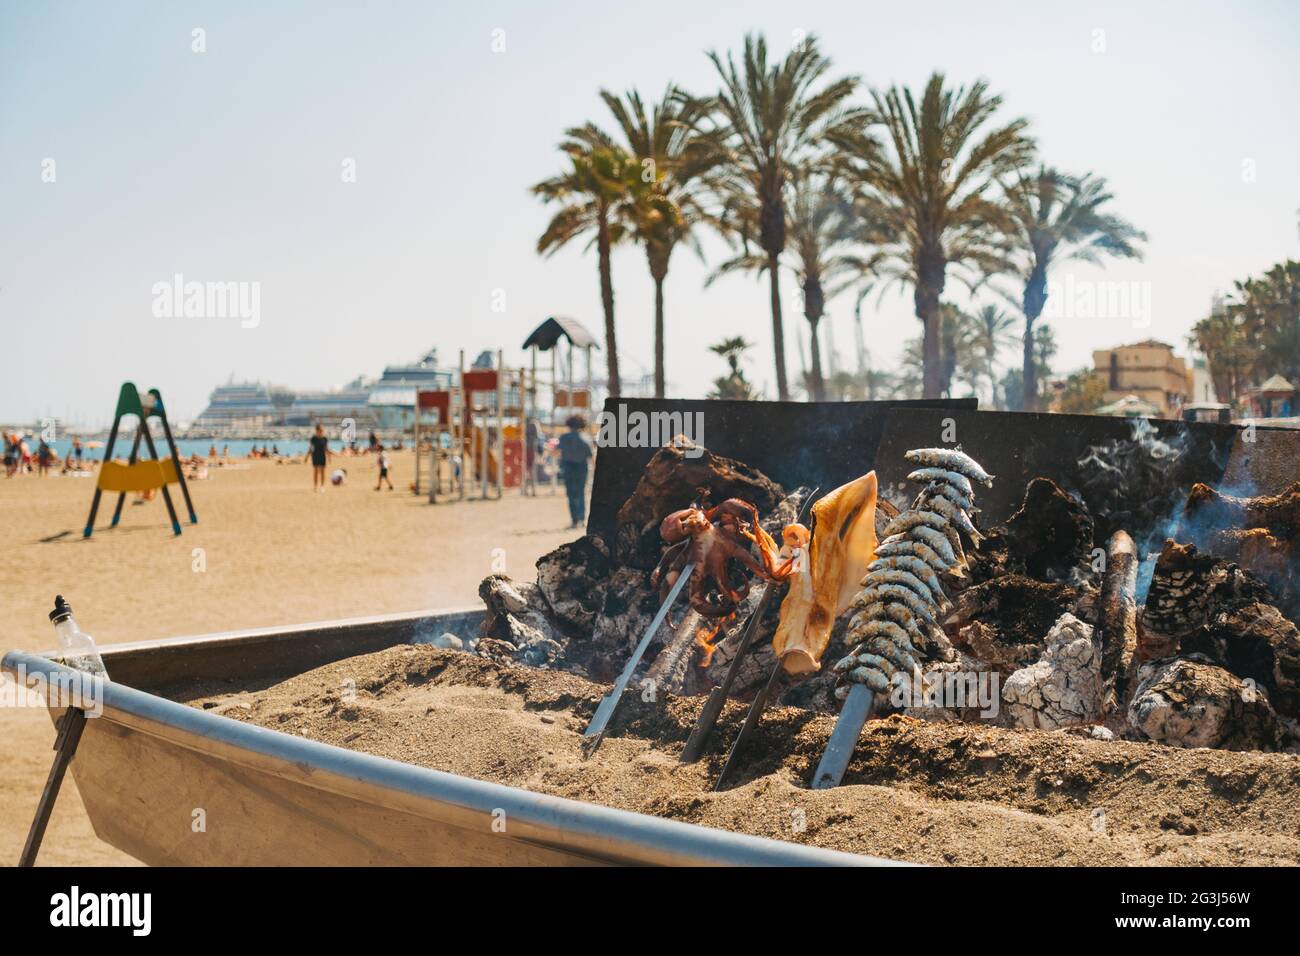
1;0;1297;425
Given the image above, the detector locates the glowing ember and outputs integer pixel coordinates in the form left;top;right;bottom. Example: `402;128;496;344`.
694;619;726;668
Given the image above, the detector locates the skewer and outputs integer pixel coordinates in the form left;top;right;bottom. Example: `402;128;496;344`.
681;487;819;765
582;560;694;756
713;658;785;790
809;684;874;789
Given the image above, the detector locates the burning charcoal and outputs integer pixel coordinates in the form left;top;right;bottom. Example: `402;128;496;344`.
1182;480;1300;541
474;637;519;663
645;610;726;696
1179;481;1300;613
477;575;565;666
946;575;1081;673
1182;602;1300;718
1003;477;1095;580
1002;614;1104;731
1138;540;1271;660
612;440;785;569
534;536;612;631
1128;655;1281;751
584;567;668;680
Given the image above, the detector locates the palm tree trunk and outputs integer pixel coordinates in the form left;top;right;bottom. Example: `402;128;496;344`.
653;277;665;398
597;212;619;398
1022;266;1048;411
804;275;826;401
1021;320;1036;411
916;246;945;398
648;246;669;400
767;253;790;401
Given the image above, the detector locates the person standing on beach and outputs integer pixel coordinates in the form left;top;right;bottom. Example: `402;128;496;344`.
374;446;393;491
306;424;331;491
557;415;593;528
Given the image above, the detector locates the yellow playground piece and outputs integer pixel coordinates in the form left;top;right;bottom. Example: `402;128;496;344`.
95;458;180;494
84;383;197;537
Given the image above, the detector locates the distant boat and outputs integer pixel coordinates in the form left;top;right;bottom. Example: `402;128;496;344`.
194;349;456;431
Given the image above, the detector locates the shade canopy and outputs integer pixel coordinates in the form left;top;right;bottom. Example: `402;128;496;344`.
522;316;599;352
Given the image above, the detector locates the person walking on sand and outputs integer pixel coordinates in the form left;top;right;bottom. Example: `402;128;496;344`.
306;424;331;491
375;445;393;491
3;433;18;478
557;415;593;528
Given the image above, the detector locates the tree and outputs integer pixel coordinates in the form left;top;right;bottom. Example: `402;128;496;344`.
533;139;639;397
899;303;982;399
1192;260;1300;403
1052;367;1107;414
585;87;717;398
709;165;872;399
1232;260;1300;386
833;72;1034;397
692;33;864;400
708;336;760;400
966;303;1018;406
1189;309;1252;405
1002;167;1146;410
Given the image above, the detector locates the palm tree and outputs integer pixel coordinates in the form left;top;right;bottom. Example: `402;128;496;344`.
967;303;1018;405
586;87;717;398
709;166;873;399
708;336;759;399
691;33;864;400
832;72;1034;398
1002;166;1146;410
1231;261;1300;385
1188;309;1252;405
533;137;639;397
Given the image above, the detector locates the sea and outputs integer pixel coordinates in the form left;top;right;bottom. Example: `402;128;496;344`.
31;438;319;462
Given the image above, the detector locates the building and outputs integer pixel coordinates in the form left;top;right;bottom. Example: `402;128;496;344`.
1246;375;1296;419
1091;340;1192;417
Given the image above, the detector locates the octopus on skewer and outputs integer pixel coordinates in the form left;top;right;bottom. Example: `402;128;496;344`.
649;495;797;619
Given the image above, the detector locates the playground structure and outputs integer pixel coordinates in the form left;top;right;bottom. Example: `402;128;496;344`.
410;320;600;504
84;383;197;537
412;350;530;503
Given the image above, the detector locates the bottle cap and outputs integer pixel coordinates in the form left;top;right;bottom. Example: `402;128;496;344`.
49;595;73;624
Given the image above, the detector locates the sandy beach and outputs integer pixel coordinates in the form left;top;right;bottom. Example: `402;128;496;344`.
0;451;576;866
193;644;1300;865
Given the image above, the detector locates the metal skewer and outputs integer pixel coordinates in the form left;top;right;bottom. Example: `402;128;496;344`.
682;487;819;765
582;561;694;756
810;683;875;789
713;656;786;790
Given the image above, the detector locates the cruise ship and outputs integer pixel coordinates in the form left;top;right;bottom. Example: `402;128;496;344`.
195;349;456;431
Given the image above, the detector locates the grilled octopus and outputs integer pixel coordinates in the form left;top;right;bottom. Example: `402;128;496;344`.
650;498;794;618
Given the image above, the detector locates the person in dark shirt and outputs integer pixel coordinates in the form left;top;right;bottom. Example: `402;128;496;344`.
557;415;593;528
306;424;331;492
